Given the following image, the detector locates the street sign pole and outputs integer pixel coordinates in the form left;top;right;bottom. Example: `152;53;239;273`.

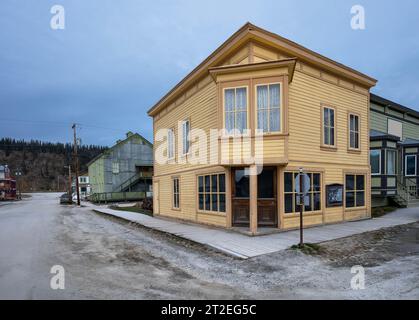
299;168;304;247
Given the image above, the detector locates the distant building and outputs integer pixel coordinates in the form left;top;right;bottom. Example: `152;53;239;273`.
72;173;91;199
0;165;17;200
369;94;419;208
87;132;153;198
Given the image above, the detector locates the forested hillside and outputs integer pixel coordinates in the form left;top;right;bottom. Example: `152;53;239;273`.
0;138;107;191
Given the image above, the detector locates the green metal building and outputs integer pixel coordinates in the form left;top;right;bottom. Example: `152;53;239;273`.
87;132;153;202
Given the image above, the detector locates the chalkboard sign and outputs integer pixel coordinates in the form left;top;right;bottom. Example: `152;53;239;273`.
326;184;343;207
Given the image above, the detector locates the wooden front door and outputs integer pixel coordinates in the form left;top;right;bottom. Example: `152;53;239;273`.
257;167;277;227
232;168;250;226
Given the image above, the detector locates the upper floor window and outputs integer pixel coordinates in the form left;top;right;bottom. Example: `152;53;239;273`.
256;83;281;133
224;87;247;134
370;149;381;175
322;106;336;147
167;128;175;159
405;155;417;176
112;161;119;174
181;120;190;155
349;114;360;149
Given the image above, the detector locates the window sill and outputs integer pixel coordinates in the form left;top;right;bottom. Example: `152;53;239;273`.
320;145;338;152
284;210;322;217
344;206;366;212
347;148;361;154
172;207;181;211
197;210;226;217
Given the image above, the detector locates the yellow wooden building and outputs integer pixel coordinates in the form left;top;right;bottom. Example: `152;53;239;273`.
148;23;377;235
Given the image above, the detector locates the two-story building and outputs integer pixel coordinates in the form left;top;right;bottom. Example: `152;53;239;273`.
148;23;377;235
369;94;419;207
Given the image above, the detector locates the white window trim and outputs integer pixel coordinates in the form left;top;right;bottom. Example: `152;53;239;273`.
181;119;190;156
370;149;381;175
348;113;360;150
255;82;282;134
405;154;417;177
172;177;180;209
322;106;336;148
222;86;249;137
167;128;175;160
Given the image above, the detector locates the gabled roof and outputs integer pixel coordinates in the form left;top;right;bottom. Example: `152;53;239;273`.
370;93;419;120
148;22;377;117
86;132;152;167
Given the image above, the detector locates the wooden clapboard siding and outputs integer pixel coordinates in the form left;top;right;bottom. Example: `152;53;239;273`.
288;69;369;165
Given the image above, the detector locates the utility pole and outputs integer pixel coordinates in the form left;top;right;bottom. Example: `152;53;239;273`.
64;165;71;198
72;124;81;206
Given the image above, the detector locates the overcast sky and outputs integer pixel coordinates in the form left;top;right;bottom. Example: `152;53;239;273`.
1;0;418;146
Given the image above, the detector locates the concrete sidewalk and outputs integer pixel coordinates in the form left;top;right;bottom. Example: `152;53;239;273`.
90;204;419;259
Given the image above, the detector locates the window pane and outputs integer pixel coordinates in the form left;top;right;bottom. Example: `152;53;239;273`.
211;194;218;212
199;194;204;210
355;132;359;149
356;175;365;191
270;108;280;132
205;194;210;211
324;127;330;145
406;155;416;176
354;115;359;131
330;128;335;146
258;168;274;199
346;175;355;191
350;115;355;131
219;174;225;193
236;88;247;111
257;110;268;132
329;109;335;127
324;108;329;127
269;84;280;108
205;175;210;192
257;86;268;109
236;111;247;133
346;192;355;207
356;191;365;207
313;174;321;192
314;193;321;211
219;194;226;213
370;150;381;174
225;89;235;112
304;194;312;212
226;112;234;132
198;176;203;193
211;175;217;193
285;194;293;213
350;132;355;148
235;169;249;198
285;173;293;192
